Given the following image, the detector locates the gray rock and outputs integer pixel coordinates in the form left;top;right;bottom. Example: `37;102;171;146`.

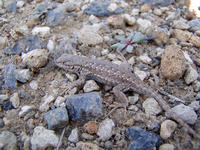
173;19;190;30
44;107;69;129
0;131;18;150
3;64;17;89
54;96;65;107
22;49;49;69
66;92;104;121
15;69;32;83
68;128;79;143
39;95;55;112
189;101;200;111
16;0;25;8
83;80;100;93
97;118;115;141
32;26;50;37
31;126;59;150
0;94;9;104
193;81;200;92
128;94;139;105
141;0;174;6
171;104;197;124
184;65;199;84
76;142;100;150
0;36;8;50
4;35;46;55
81;133;94;140
29;80;38;90
159;144;175;150
10;92;20;108
160;120;177;139
84;0;124;17
189;19;200;32
136;18;152;33
19;105;35;117
143;98;162;116
78;24;103;46
127;126;162;150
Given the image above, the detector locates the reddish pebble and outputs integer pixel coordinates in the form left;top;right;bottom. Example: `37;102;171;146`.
83;121;98;135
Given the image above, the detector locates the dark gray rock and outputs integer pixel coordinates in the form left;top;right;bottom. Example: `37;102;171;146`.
189;19;200;32
84;0;124;17
127;126;162;150
4;35;46;55
3;64;17;89
66;92;104;121
44;107;69;129
8;2;17;12
141;0;174;6
33;1;67;26
0;131;18;150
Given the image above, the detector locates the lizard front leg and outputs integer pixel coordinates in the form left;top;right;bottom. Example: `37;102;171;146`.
105;84;129;117
60;75;87;96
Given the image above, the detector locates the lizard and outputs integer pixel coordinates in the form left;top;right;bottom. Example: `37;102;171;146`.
55;53;200;139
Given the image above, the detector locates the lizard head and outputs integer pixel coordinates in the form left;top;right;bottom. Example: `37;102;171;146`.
55;54;82;73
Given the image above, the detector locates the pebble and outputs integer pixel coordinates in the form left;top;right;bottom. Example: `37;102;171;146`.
31;126;59;150
89;15;100;24
173;29;192;42
184;65;199;84
127;126;162;150
68;128;79;143
32;26;50;37
136;18;152;33
153;8;162;16
124;14;136;26
78;24;103;46
107;3;118;12
54;96;65;107
3;64;17;89
0;0;3;8
39;95;55;112
47;39;55;52
19;105;35;117
128;94;139;105
140;4;151;13
66;92;104;121
189;34;200;47
83;80;100;93
138;53;152;64
97;118;115;141
104;141;113;149
0;131;18;150
173;18;190;30
83;0;124;17
29;80;38;90
193;81;200;92
44;107;69;129
159;144;175;150
128;105;139;112
142;98;162;116
160;45;186;80
106;14;124;28
10;92;20;108
81;133;94;140
76;141;100;150
189;101;200;111
15;69;32;83
84;121;98;135
0;94;9;104
152;27;170;45
171;104;197;125
0;36;8;50
22;49;49;68
16;0;25;8
160;120;177;139
188;18;200;32
131;8;139;16
134;67;149;81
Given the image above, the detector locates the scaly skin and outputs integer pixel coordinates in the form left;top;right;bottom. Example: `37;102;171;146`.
56;53;200;139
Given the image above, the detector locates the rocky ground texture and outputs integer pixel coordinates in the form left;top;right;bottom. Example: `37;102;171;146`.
0;0;200;150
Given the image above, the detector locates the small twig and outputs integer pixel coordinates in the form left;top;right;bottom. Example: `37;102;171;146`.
56;127;66;150
158;90;186;104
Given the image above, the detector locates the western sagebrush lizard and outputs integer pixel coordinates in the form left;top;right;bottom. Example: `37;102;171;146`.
56;53;199;139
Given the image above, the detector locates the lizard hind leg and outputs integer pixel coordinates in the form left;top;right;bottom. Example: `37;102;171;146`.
105;84;129;118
